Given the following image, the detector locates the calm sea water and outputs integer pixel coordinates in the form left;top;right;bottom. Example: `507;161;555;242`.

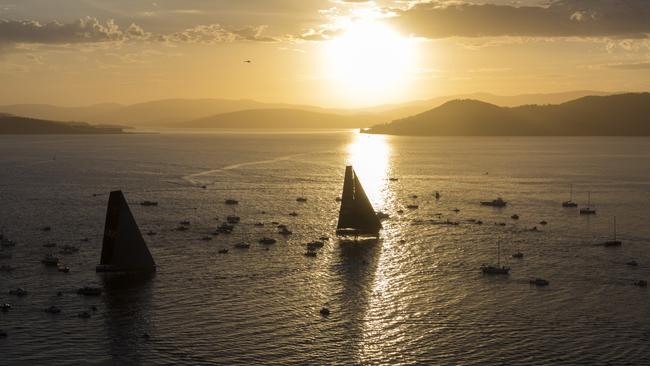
1;132;649;365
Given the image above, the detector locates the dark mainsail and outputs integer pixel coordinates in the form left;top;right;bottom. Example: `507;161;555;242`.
336;166;382;236
97;190;156;272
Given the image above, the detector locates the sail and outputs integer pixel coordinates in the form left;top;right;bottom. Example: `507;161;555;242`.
337;166;382;236
97;190;156;272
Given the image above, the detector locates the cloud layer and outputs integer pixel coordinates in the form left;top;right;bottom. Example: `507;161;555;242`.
389;0;650;39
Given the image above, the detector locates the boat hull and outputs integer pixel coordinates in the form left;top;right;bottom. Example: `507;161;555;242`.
96;264;156;273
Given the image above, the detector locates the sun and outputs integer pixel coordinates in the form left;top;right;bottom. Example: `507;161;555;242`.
322;20;417;106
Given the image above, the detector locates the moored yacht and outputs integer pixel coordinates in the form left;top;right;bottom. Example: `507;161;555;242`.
481;242;510;275
480;197;507;207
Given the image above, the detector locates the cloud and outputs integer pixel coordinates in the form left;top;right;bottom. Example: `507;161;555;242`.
388;0;650;39
0;17;127;44
607;61;650;70
0;17;279;49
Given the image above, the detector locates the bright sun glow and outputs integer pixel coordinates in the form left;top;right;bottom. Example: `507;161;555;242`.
323;20;417;106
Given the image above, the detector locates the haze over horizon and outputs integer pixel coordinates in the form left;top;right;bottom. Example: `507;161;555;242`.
1;0;649;108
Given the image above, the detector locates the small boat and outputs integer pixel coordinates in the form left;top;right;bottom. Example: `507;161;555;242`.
481;242;510;275
224;199;239;205
58;265;70;273
254;222;265;227
530;278;549;287
175;226;189;231
304;251;317;257
435;191;441;199
277;224;287;229
146;231;157;236
44;306;61;314
476;220;483;225
41;253;60;266
452;208;460;212
218;248;229;254
259;237;277;245
200;236;212;241
0;303;11;312
289;212;299;217
320;307;330;316
9;288;27;296
410;194;418;199
634;280;647;287
279;227;293;236
389;177;398;181
626;260;638;266
306;241;324;250
579;192;596;215
41;226;51;232
140;201;158;207
77;287;102;296
319;236;329;241
226;215;240;224
296;197;308;202
233;242;250;249
562;184;578;207
406;204;419;209
217;223;234;234
396;209;404;214
335;197;342;202
603;216;622;247
336;166;382;238
480;197;507;207
80;237;89;242
512;252;524;259
511;214;519;220
180;220;190;226
78;311;91;318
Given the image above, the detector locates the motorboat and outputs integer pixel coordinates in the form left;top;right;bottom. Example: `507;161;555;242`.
512;252;524;259
233;242;250;249
480;197;507;207
58;265;70;273
511;214;519;220
258;237;277;245
289;212;299;217
77;287;102;296
406;204;419;209
306;241;324;250
218;248;229;254
296;197;308;202
530;278;549;287
44;306;61;314
41;253;60;266
279;227;293;236
226;215;240;224
140;201;158;207
180;220;190;226
224;199;239;205
9;288;27;296
217;223;234;234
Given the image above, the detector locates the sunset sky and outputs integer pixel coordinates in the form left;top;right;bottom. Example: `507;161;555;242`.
1;0;649;108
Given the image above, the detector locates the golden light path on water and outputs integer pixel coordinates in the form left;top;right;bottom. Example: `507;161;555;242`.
346;132;391;211
346;131;405;362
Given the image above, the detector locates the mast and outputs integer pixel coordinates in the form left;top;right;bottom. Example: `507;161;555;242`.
613;216;617;240
497;242;501;267
587;191;591;207
569;184;573;201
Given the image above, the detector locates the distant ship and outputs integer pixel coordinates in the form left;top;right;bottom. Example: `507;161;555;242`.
480;197;507;207
481;241;510;275
336;166;382;238
603;216;622;247
562;184;578;208
579;191;596;215
96;190;156;272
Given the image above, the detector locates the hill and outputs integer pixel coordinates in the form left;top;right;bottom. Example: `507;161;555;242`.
0;115;125;134
364;93;650;136
182;108;371;129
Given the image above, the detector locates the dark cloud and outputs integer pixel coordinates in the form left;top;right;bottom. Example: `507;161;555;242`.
608;61;650;70
0;17;279;46
389;0;650;39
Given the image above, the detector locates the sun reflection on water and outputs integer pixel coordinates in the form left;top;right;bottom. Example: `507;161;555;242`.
346;132;391;210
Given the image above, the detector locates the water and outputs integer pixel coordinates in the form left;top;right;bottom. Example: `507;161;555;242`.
1;132;649;365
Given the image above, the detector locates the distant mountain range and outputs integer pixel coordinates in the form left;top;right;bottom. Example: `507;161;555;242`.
0;91;614;129
364;93;650;136
0;114;124;134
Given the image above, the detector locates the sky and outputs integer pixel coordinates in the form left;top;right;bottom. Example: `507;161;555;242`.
0;0;649;108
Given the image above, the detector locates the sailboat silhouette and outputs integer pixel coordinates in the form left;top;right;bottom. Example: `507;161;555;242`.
336;166;382;238
96;191;156;272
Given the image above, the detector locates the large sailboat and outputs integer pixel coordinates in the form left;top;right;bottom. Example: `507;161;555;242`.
96;190;156;272
603;216;622;247
336;166;382;238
